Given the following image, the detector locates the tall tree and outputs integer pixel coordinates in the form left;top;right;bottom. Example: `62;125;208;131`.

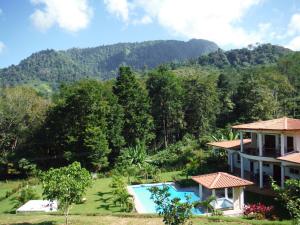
147;67;184;148
0;87;49;176
113;67;154;146
184;75;219;137
34;80;124;171
234;73;279;122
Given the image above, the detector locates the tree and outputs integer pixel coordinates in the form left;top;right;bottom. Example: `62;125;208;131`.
183;75;219;137
149;185;194;225
110;175;133;212
0;87;49;177
113;66;154;146
34;80;124;171
147;67;184;148
194;195;216;214
234;73;279;122
272;179;300;224
40;162;92;225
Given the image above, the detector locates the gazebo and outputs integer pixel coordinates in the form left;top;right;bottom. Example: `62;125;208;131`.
192;172;253;213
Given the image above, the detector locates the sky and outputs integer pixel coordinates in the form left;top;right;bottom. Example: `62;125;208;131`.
0;0;300;68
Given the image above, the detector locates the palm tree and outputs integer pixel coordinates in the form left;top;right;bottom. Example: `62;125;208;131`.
211;128;239;142
194;195;217;214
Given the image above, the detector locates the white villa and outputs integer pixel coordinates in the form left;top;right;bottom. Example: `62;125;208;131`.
209;117;300;191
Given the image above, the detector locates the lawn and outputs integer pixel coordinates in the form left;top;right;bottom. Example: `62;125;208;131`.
0;171;292;225
0;214;292;225
0;171;181;214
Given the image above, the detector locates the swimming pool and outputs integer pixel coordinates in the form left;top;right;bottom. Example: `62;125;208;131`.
128;183;204;214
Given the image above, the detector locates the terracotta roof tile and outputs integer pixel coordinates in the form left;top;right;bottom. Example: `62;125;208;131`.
232;117;300;131
277;152;300;164
192;172;253;189
207;139;251;150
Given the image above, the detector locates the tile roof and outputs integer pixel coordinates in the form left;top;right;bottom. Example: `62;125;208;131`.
232;117;300;131
277;152;300;164
207;139;251;150
192;172;253;189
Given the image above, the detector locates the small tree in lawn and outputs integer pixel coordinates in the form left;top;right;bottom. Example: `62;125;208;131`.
40;162;92;225
272;179;300;225
149;185;193;225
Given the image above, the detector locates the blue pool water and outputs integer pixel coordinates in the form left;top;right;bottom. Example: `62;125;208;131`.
130;183;204;214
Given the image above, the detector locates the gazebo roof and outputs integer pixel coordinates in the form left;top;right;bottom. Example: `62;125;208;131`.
192;172;253;189
232;117;300;131
207;139;251;150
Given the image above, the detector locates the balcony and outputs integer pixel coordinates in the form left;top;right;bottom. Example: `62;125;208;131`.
243;146;281;158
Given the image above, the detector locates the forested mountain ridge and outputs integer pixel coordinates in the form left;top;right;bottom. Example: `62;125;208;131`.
198;44;292;68
0;39;218;86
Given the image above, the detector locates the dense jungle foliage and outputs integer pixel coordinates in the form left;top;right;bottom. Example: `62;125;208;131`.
0;42;299;179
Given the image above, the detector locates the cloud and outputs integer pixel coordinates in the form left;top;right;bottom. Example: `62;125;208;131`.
104;0;265;47
285;13;300;50
288;13;300;36
30;0;93;32
286;36;300;50
104;0;129;22
0;41;5;54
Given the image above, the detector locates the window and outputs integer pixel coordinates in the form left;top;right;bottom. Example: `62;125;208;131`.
287;136;294;153
264;135;276;149
263;163;270;167
237;155;241;164
289;168;299;175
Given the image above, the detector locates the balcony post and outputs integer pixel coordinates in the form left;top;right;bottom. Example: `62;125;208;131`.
280;134;285;156
230;154;234;173
258;133;263;156
240;131;244;152
281;165;285;188
259;160;263;188
240;155;244;178
240;131;243;152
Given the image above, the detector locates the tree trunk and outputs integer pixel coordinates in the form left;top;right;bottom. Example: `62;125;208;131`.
64;206;70;225
163;116;167;148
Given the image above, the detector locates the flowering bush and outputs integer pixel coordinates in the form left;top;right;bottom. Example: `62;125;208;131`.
244;203;274;220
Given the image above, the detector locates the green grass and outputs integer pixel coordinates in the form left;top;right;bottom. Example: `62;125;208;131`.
0;214;292;225
0;171;181;214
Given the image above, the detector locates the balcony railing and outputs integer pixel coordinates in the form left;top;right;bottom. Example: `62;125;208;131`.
243;147;281;158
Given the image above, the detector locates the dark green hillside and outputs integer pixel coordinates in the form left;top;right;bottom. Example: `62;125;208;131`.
0;39;218;86
198;44;291;68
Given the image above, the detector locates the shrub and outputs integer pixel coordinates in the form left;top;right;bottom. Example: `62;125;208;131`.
243;203;273;220
211;209;224;216
12;186;39;210
272;178;300;224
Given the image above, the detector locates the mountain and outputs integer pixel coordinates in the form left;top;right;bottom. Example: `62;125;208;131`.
0;39;218;87
198;44;292;68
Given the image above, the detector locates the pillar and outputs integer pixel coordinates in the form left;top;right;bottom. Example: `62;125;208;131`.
199;184;203;200
258;133;263;156
240;155;244;178
240;187;245;210
281;165;285;188
259;160;263;188
225;188;228;199
281;134;285;156
240;131;243;152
